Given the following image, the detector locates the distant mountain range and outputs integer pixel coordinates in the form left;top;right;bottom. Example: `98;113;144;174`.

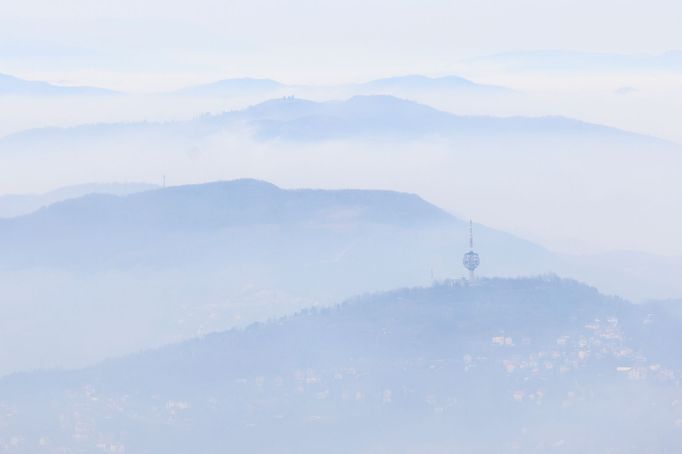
0;73;119;96
0;72;510;98
2;277;680;453
210;95;659;142
2;95;668;146
0;182;157;218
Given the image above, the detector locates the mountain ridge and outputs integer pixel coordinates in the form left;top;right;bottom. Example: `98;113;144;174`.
0;72;119;96
6;178;454;229
1;95;672;146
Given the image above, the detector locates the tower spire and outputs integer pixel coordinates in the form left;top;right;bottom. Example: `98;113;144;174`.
469;219;474;250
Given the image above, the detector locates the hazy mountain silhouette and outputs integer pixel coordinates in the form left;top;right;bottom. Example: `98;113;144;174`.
3;95;669;146
226;95;653;142
0;179;541;271
0;73;119;96
2;277;680;453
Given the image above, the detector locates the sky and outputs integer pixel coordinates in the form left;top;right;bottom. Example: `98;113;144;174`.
2;0;682;90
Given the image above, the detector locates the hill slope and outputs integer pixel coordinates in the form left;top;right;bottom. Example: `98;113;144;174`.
2;277;681;453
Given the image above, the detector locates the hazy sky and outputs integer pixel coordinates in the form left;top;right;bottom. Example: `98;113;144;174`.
2;0;681;90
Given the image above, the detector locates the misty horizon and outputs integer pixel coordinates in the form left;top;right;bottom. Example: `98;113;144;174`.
1;1;682;452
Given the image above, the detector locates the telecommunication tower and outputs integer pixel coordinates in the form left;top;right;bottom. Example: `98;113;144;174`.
462;220;480;282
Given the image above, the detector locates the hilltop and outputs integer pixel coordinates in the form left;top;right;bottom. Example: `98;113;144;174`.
2;277;681;453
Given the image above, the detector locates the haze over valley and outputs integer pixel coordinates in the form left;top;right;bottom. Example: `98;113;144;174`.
2;1;682;451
